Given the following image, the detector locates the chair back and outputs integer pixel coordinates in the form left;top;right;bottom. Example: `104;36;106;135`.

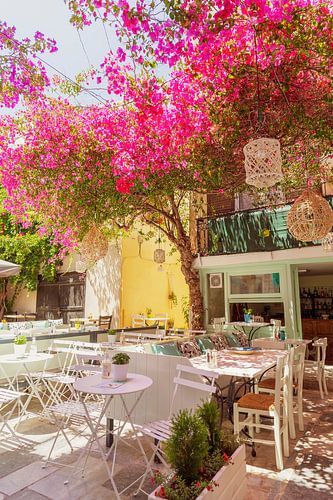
185;329;206;337
270;319;282;338
313;338;327;367
132;314;145;328
169;364;218;418
292;344;306;394
98;315;112;329
213;317;225;333
253;315;264;322
273;353;290;416
48;339;77;374
252;338;285;350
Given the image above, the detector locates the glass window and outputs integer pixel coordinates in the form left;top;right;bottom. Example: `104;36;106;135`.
230;302;284;324
230;273;280;295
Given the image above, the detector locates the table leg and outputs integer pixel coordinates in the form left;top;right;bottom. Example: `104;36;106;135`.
106;417;113;447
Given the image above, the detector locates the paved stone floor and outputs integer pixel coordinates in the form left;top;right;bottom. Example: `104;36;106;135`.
0;368;332;499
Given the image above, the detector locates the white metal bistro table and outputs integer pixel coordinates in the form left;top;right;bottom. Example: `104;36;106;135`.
71;372;153;499
0;352;54;419
226;321;271;341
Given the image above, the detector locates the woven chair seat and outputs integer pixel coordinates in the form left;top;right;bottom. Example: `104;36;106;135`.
258;378;275;390
259;377;298;390
237;392;275;411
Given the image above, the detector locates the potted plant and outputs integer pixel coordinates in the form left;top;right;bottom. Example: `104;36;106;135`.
107;329;118;344
13;334;27;357
111;352;130;381
149;400;246;500
243;308;252;323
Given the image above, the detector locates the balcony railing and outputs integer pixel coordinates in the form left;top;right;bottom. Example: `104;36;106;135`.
197;196;333;256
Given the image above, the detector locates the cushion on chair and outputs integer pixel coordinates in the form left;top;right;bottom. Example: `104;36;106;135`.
223;332;240;347
151;342;181;356
177;340;202;358
209;334;229;350
237;392;275;411
196;336;215;353
232;331;249;347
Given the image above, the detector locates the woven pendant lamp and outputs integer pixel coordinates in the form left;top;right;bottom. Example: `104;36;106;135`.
244;137;283;188
153;248;165;264
80;224;108;264
287;190;333;242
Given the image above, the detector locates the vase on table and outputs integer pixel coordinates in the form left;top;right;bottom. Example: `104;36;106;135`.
13;344;26;357
244;314;252;323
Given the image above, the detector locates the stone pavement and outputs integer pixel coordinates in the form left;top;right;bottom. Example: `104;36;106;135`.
0;368;332;499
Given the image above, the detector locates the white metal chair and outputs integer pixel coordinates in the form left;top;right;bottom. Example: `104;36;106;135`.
234;354;290;470
304;338;328;399
270;319;282;339
134;364;219;495
257;345;306;439
213;317;225;333
43;355;103;470
132;314;146;328
0;388;24;445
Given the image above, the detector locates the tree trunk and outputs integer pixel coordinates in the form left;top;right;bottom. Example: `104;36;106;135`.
176;238;204;330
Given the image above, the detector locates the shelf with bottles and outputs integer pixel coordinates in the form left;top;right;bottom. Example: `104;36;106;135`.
300;287;333;299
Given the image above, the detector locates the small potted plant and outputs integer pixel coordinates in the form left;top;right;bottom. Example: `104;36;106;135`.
149;400;246;499
13;334;27;357
111;352;130;381
107;329;118;344
243;308;252;323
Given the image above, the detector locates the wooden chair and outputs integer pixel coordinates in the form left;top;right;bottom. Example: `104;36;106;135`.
234;354;289;470
98;315;112;330
134;364;219;495
304;338;328;399
257;345;306;439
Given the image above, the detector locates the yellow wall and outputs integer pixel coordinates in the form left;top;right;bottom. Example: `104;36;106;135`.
121;230;189;328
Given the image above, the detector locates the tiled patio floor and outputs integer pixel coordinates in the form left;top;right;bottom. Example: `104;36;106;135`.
0;369;332;499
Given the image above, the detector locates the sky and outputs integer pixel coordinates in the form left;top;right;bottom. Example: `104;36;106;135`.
1;0;114;106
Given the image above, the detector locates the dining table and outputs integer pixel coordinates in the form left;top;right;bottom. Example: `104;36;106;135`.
190;348;288;450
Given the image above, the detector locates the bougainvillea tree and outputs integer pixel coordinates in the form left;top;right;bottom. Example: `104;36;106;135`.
0;0;331;326
0;22;57;108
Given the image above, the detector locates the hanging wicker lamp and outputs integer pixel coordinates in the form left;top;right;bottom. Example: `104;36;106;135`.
287;190;333;242
154;248;165;264
322;232;333;252
80;224;109;264
244;137;283;188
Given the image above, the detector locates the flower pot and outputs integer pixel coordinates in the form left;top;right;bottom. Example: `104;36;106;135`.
148;445;246;500
111;363;129;382
244;314;252;323
13;343;27;357
108;334;117;344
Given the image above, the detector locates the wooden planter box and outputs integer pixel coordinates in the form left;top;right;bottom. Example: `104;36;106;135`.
148;444;246;500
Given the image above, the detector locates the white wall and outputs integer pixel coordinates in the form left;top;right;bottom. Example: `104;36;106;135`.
7;244;122;327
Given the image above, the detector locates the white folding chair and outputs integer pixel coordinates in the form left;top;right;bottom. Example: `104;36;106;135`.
213;317;225;333
234;354;290;470
134;364;219;495
132;314;145;328
43;355;103;470
0;388;24;445
304;338;328;399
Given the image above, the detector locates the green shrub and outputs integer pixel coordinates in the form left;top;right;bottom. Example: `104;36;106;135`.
14;335;27;345
111;352;130;365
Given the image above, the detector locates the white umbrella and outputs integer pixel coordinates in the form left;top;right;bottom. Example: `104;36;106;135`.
0;259;20;277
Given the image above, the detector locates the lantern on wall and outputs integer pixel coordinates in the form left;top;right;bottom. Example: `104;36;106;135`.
322;232;333;252
80;224;109;265
243;137;283;188
287;190;333;242
153;248;165;264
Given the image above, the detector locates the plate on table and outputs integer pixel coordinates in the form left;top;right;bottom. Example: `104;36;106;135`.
227;347;262;355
